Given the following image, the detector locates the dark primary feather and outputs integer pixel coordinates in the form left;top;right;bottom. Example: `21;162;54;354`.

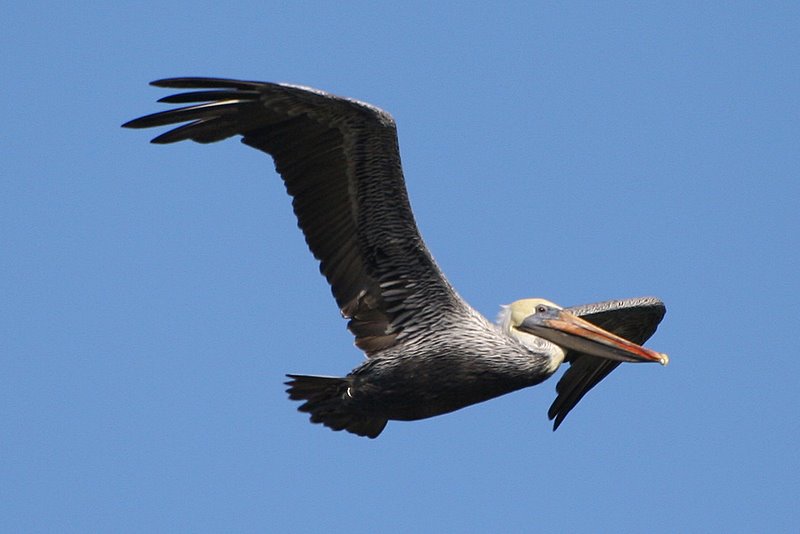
551;297;666;429
123;77;467;356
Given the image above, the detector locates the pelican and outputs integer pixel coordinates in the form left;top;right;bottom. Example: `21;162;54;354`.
124;78;668;438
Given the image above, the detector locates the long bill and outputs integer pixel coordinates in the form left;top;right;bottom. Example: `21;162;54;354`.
517;306;669;365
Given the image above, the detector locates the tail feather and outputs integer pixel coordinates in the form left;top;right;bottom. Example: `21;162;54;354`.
285;374;387;439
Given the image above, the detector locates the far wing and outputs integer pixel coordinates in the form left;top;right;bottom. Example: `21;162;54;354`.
549;297;666;430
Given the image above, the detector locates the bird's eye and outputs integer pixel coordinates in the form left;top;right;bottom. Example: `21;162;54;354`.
536;305;547;313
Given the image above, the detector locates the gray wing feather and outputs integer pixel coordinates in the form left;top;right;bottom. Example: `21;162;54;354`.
551;297;666;430
124;78;465;355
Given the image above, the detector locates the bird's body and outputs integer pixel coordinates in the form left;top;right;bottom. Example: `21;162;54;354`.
125;78;667;438
290;309;556;437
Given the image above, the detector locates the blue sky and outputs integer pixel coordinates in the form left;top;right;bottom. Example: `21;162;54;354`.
3;2;799;532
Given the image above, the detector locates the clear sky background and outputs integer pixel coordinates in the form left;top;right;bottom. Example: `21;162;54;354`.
3;2;799;532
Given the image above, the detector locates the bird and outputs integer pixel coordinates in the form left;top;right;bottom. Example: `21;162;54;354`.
123;77;668;438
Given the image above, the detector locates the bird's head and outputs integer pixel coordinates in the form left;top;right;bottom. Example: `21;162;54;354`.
500;298;668;370
499;298;567;373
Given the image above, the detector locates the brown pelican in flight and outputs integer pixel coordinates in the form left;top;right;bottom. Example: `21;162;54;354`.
124;78;668;438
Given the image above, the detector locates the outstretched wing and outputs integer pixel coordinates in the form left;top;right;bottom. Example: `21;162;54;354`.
124;78;466;355
550;297;666;430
